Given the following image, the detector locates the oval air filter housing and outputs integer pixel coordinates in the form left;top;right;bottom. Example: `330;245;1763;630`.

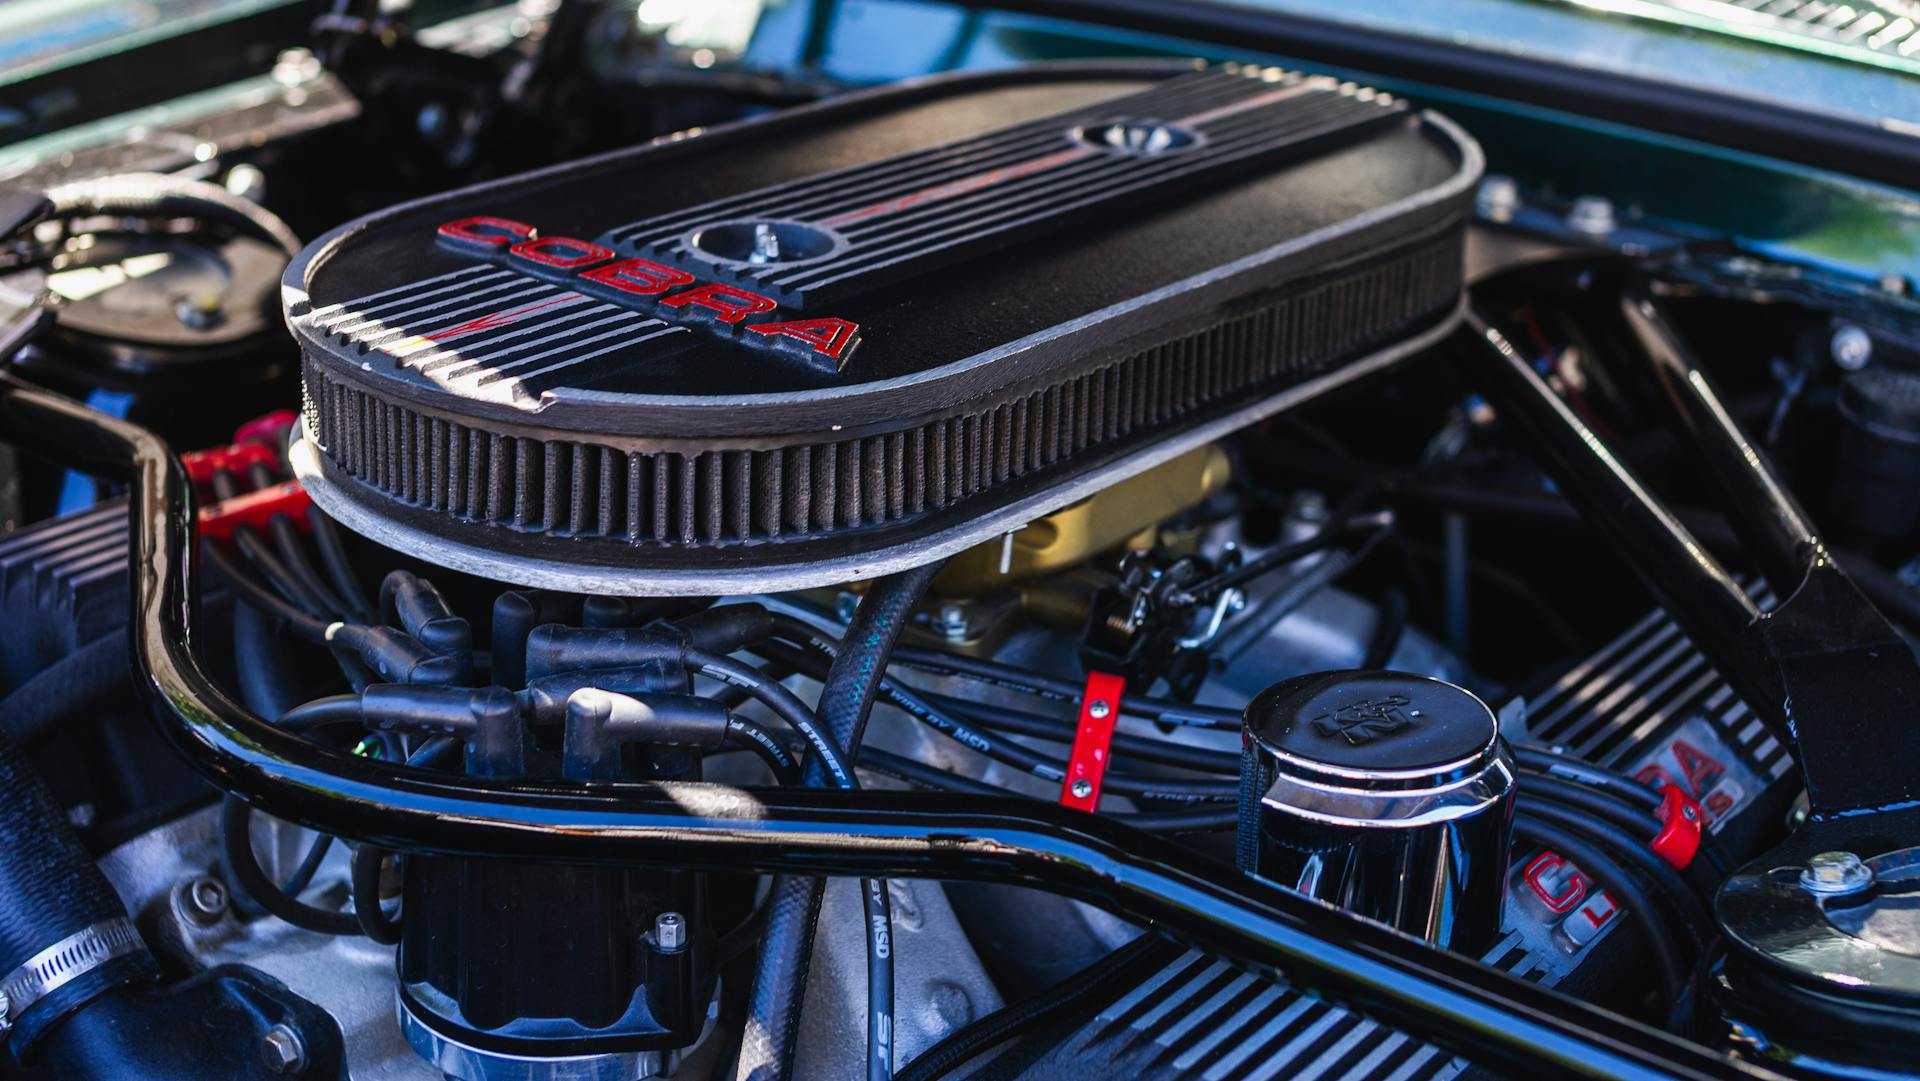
287;60;1481;593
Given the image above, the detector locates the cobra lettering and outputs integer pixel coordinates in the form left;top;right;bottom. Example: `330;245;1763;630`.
435;216;861;369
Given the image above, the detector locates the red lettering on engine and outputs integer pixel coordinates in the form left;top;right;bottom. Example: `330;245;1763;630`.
581;257;695;296
434;217;859;369
746;317;861;361
438;216;535;249
658;282;778;323
510;236;613;269
1523;852;1588;913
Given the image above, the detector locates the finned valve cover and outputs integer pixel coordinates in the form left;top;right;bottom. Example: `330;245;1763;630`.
287;61;1481;593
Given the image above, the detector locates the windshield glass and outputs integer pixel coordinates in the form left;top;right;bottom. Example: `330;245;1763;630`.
1224;0;1920;133
0;0;295;83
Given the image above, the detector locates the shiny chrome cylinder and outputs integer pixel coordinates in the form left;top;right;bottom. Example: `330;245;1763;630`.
1238;670;1514;953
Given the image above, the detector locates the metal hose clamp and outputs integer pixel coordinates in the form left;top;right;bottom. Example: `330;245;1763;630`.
0;918;145;1035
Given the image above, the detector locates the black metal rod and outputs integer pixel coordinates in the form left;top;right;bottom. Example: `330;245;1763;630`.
0;373;1782;1081
1617;292;1825;598
1453;313;1776;717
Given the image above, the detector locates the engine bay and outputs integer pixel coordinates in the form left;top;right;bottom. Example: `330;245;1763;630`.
2;3;1920;1079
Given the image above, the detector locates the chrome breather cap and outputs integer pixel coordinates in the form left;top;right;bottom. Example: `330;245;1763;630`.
1238;670;1515;952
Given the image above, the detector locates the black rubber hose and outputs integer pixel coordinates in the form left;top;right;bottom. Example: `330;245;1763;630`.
1520;772;1663;842
1513;815;1686;1030
1513;745;1664;811
757;638;1232;801
232;527;331;616
861;877;895;1081
738;565;940;1081
684;648;854;788
0;732;157;1056
232;602;309;723
268;512;351;618
1362;589;1409;669
202;544;331;643
279;694;364;733
887;647;1239;729
350;846;402;945
928;692;1240;777
219;796;359;936
858;748;1240;832
0;629;129;744
1518;798;1713;948
282;834;335;896
308;507;376;623
753;638;1066;785
725;717;799;783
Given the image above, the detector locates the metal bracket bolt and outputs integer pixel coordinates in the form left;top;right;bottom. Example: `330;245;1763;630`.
261;1023;307;1074
1800;851;1874;896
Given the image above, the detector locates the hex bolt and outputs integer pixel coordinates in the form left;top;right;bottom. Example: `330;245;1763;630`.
260;1023;307;1074
1800;851;1874;895
655;911;687;952
1476;174;1520;223
184;876;230;925
1830;324;1873;371
935;604;969;643
1088;699;1112;720
1566;196;1617;237
1069;779;1093;799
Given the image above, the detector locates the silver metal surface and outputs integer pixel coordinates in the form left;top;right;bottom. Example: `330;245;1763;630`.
0;919;146;1026
262;1022;309;1074
654;912;687;952
1802;851;1875;895
1242;675;1515;951
795;877;1003;1079
398;1000;676;1081
97;807;440;1081
1831;323;1874;370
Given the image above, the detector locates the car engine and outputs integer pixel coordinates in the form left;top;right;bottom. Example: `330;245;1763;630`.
1;3;1919;1080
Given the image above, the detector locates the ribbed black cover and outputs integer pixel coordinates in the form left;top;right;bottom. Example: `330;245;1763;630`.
304;230;1459;550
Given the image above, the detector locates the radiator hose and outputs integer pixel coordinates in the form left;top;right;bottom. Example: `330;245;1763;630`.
734;563;941;1081
0;732;157;1060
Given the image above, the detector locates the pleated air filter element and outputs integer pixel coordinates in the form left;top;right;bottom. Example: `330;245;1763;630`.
286;61;1482;593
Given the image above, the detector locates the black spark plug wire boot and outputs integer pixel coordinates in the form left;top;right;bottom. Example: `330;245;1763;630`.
381;571;473;683
561;689;729;781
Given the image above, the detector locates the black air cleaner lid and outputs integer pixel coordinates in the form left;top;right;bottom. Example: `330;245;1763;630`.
289;61;1479;593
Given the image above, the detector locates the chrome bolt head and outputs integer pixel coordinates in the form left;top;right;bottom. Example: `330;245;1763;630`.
1800;851;1874;895
184;876;229;924
1831;324;1873;371
1476;175;1520;223
1088;699;1111;720
261;1023;307;1074
935;604;969;642
1069;779;1093;799
1566;195;1617;237
655;911;687;951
